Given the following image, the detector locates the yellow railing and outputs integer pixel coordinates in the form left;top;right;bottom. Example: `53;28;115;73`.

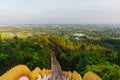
0;65;32;80
0;65;102;80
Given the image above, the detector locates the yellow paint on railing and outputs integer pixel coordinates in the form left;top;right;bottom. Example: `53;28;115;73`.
83;71;102;80
31;67;41;80
72;71;82;80
0;65;32;80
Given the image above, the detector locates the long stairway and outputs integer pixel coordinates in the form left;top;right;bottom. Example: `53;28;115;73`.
49;51;64;80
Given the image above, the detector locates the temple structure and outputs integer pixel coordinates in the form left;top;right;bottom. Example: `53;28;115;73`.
0;51;102;80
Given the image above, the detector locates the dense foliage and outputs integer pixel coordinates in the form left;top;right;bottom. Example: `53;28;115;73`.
0;35;120;80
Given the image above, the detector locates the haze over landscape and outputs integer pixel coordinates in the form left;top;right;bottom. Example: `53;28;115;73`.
1;0;120;80
0;0;120;24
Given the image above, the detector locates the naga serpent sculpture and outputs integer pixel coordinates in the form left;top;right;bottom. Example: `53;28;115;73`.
0;51;101;80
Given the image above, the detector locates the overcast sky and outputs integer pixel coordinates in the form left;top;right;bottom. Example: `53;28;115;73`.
0;0;120;24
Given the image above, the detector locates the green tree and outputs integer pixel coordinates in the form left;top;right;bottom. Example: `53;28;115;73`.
85;63;120;80
2;43;11;54
0;53;9;67
16;51;26;62
76;52;106;75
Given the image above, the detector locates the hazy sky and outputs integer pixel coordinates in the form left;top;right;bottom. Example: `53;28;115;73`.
0;0;120;24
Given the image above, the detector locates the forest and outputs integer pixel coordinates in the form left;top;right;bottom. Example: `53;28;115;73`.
0;24;120;80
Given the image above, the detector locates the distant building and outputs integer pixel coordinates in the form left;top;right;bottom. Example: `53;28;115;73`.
73;33;86;37
73;33;86;40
